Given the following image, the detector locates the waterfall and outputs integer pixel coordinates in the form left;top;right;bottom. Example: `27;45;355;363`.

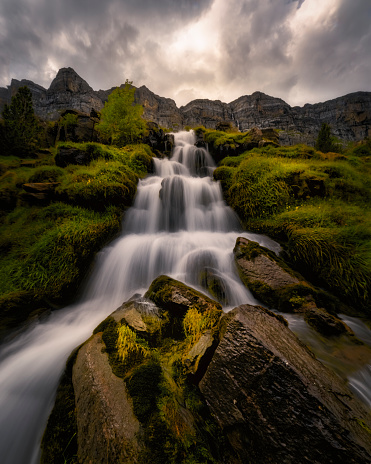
0;131;278;464
0;131;370;463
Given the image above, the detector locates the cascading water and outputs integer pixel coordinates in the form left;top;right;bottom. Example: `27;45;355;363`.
0;131;370;463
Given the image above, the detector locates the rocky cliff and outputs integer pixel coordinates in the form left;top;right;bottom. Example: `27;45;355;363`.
1;67;370;144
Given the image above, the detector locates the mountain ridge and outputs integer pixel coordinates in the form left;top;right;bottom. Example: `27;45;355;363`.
1;67;370;145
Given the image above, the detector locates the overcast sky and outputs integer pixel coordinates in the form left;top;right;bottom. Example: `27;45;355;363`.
0;0;370;107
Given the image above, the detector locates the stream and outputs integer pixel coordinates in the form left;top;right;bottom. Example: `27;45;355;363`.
0;130;370;463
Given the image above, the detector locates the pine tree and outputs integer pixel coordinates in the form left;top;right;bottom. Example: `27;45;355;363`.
96;80;146;146
315;123;336;153
0;86;42;157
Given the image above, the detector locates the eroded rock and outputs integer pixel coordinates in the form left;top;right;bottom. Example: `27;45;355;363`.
72;333;143;464
199;304;371;464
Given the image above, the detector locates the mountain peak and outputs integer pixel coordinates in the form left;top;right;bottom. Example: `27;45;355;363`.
48;67;93;94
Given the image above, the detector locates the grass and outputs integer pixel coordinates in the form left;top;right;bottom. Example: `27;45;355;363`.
0;142;154;335
214;139;371;312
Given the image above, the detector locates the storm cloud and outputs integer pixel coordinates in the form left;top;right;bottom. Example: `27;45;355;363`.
0;0;370;106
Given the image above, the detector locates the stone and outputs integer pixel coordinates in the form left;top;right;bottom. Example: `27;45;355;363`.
199;304;371;464
20;182;60;205
55;146;91;167
234;237;353;336
72;333;143;464
111;296;166;345
145;275;223;316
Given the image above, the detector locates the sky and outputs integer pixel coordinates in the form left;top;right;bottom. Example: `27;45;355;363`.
0;0;370;107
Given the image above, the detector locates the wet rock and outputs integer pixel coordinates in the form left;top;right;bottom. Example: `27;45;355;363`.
199;304;371;464
145;276;222;376
234;237;352;336
141;121;172;155
184;329;216;380
145;275;222;316
72;333;143;464
111;295;167;346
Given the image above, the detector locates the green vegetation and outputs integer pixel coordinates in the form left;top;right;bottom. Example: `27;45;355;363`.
315;122;341;153
96;80;146;146
0;86;42;157
90;278;224;464
214;140;371;312
0;142;154;335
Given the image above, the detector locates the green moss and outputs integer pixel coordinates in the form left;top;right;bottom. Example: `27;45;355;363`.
217;143;371;313
126;360;163;423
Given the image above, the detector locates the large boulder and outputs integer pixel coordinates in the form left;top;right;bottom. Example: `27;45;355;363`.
234;237;352;336
199;304;371;464
145;275;223;317
72;333;143;464
55;146;92;167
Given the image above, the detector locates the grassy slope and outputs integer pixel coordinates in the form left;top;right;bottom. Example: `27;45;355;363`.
0;142;154;335
213;140;371;313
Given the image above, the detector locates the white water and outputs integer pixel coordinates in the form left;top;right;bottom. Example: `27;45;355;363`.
0;131;281;464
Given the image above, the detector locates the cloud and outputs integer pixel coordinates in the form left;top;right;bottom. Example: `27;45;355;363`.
0;0;370;108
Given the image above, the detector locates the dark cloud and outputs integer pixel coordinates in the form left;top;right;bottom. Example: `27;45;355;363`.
0;0;214;90
0;0;370;107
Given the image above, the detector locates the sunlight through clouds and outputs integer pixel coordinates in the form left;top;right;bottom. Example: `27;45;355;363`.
0;0;370;107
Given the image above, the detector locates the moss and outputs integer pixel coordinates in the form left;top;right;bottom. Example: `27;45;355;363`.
126;360;163;423
218;143;371;313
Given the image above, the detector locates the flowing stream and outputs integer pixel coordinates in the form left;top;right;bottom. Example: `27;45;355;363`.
0;131;370;463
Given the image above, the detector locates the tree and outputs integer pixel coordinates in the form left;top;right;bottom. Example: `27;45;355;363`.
0;86;42;157
315;123;338;153
96;80;146;146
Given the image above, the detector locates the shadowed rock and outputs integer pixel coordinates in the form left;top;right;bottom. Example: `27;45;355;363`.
199;304;371;464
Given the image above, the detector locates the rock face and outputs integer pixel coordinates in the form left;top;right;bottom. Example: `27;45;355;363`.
199;304;371;464
1;68;370;144
72;333;143;463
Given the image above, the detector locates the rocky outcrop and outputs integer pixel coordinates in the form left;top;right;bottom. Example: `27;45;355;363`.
180;99;234;129
1;68;370;144
134;86;183;130
199;304;371;464
43;277;371;464
234;237;352;336
72;333;143;464
40;68;105;120
141;121;174;156
55;145;93;167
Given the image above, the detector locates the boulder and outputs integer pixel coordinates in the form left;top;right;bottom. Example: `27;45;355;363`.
72;333;143;463
20;182;60;205
199;304;371;464
234;237;352;336
55;146;91;167
145;275;222;316
141;121;172;155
